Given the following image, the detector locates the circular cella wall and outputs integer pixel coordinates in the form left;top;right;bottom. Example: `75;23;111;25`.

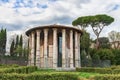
26;24;82;68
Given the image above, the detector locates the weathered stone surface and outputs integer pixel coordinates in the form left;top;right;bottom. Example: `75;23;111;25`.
48;45;53;57
62;29;66;67
40;46;44;57
31;32;35;66
48;57;53;68
27;25;82;69
44;29;48;68
40;57;44;68
53;28;58;68
36;30;41;68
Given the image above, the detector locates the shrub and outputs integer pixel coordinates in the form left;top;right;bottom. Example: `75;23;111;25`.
37;68;55;72
76;67;112;74
94;74;120;80
81;50;92;67
0;66;37;74
96;49;114;60
112;49;120;65
0;72;79;80
76;67;120;74
0;64;19;68
89;48;99;60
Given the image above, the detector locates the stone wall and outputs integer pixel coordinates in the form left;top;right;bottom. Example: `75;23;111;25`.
0;57;27;66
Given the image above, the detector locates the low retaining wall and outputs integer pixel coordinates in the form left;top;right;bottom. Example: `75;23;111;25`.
0;57;27;66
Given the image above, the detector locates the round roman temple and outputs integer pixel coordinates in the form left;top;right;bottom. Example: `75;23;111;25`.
26;24;82;68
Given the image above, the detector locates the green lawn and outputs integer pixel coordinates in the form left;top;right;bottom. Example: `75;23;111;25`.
34;69;99;79
77;72;99;78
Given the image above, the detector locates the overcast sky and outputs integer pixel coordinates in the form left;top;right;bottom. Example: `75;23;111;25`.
0;0;120;39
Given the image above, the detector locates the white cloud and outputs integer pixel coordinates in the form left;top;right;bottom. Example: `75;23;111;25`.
0;0;120;45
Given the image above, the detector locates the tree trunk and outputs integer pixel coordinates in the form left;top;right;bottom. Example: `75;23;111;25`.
96;36;99;49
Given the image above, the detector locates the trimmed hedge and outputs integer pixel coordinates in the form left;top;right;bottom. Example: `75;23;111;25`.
0;64;19;68
76;67;112;74
76;67;120;74
0;66;37;74
0;73;79;80
94;74;120;80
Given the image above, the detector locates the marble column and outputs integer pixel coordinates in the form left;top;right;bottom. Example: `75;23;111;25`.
36;30;41;68
75;31;79;67
28;34;32;66
44;29;48;68
70;30;74;68
31;32;35;66
62;29;66;68
53;28;58;68
78;33;81;67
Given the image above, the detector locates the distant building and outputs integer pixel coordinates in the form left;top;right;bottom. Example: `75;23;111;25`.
110;41;120;49
90;41;120;49
26;24;82;68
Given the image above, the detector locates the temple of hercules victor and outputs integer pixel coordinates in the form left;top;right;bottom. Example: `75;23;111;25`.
26;24;82;69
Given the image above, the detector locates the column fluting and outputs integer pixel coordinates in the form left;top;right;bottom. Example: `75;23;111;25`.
62;29;66;68
75;31;79;67
53;28;58;68
31;32;35;66
78;33;81;67
28;34;32;66
44;29;48;68
36;30;41;68
70;30;74;68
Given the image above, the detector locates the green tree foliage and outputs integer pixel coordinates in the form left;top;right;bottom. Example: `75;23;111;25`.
14;45;29;59
89;48;100;60
90;48;114;61
72;16;89;30
88;14;114;49
14;45;23;56
89;48;114;67
80;30;91;67
15;35;19;48
72;14;114;49
95;37;110;49
10;40;15;56
23;47;29;60
96;49;114;60
80;30;90;52
18;35;23;57
112;49;120;65
19;35;23;47
10;35;24;57
14;35;19;56
0;28;6;55
81;50;92;67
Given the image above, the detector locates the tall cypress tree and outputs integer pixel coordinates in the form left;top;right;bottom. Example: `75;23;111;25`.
15;35;19;48
18;35;23;57
15;35;19;56
10;40;15;56
0;29;2;55
19;35;23;47
3;29;6;55
0;28;6;55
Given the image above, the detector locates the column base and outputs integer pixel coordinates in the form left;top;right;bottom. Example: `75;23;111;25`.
70;63;74;68
55;67;75;71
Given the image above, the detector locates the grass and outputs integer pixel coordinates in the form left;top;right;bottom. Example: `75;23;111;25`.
34;68;99;79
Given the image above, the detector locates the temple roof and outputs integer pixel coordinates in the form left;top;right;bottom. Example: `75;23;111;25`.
26;24;82;36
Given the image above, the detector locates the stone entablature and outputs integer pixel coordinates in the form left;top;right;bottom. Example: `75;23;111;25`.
26;24;82;68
